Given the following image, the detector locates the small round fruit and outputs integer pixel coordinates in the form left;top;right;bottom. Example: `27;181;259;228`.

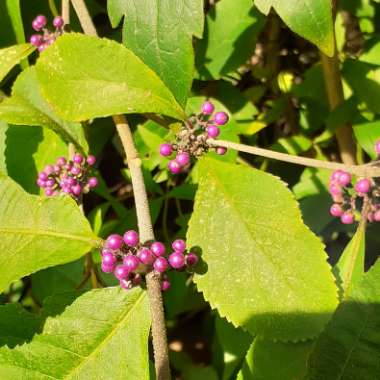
201;101;215;115
123;230;139;247
168;252;186;269
105;234;123;250
151;242;166;257
213;112;229;125
159;143;173;157
153;257;168;273
172;239;186;252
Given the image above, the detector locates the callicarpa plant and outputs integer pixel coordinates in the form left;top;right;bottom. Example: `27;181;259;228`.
1;0;380;380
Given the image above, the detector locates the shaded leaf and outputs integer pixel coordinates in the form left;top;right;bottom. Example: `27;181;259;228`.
0;44;34;82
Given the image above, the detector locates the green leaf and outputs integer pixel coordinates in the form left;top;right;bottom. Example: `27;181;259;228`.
1;123;67;193
36;33;185;121
0;287;151;379
353;119;380;160
108;0;203;107
0;304;41;348
306;260;380;380
237;337;314;380
187;158;338;341
196;0;264;80
335;224;365;299
254;0;334;56
0;174;99;293
0;44;34;83
0;67;88;152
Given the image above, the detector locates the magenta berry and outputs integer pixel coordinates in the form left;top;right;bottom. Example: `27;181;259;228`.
151;242;166;257
30;34;43;47
114;265;130;280
37;179;46;188
161;280;171;291
337;172;352;186
330;204;343;217
123;230;139;247
207;125;220;138
159;143;173;157
53;16;64;29
71;166;81;176
168;160;182;174
38;172;48;181
329;184;342;196
102;252;117;267
87;155;96;166
216;147;227;155
355;179;371;194
71;184;82;196
186;252;198;267
201;101;215;115
138;248;155;265
213;112;229;125
172;239;186;252
88;177;98;188
123;255;140;271
32;15;47;31
45;188;54;196
341;212;355;225
73;153;84;164
101;263;114;273
105;234;123;250
153;257;168;273
374;210;380;222
57;156;66;166
168;252;186;269
176;152;190;167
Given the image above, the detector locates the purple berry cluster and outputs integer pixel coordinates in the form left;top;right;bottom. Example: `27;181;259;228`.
101;231;198;291
159;100;229;174
329;140;380;224
30;14;64;52
36;153;98;198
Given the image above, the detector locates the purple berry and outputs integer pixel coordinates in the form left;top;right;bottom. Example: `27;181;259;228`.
172;239;186;253
37;179;46;188
38;171;48;181
329;184;342;196
201;101;215;115
101;263;115;273
87;155;96;166
150;242;166;257
123;255;140;271
88;177;98;188
207;125;220;138
168;252;186;269
330;204;343;217
176;152;190;167
44;165;54;175
331;170;344;181
53;165;61;174
337;172;352;186
37;44;46;53
105;234;123;250
161;280;171;291
46;179;55;188
114;265;129;280
73;153;84;164
355;179;371;194
71;166;81;176
213;112;229;125
32;15;47;31
138;248;155;265
159;143;173;157
30;34;43;47
186;252;198;267
375;140;380;155
123;230;139;247
45;188;54;196
341;212;355;225
53;16;64;29
71;184;82;196
66;177;77;186
216;147;227;155
374;210;380;222
168;160;182;174
57;157;66;166
102;252;117;267
153;257;168;273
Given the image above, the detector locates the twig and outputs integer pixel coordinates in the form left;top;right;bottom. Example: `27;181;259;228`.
62;0;70;25
48;0;59;17
70;3;171;379
208;139;380;177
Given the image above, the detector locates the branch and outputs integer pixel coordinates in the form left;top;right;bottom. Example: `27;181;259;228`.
62;0;70;25
70;3;171;379
208;139;380;177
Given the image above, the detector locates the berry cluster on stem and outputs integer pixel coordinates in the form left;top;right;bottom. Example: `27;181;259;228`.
36;153;98;198
30;14;64;52
101;231;198;291
329;139;380;224
159;100;229;174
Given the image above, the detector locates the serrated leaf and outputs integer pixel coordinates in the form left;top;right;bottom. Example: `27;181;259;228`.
335;224;365;299
0;287;151;379
254;0;334;56
196;0;264;80
35;33;185;122
0;174;99;293
0;44;34;82
187;158;338;341
237;336;314;380
109;0;203;107
306;260;380;380
0;304;41;348
0;67;88;152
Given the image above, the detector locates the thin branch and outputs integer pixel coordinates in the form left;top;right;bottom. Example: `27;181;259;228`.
70;3;171;379
62;0;70;25
208;139;380;177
